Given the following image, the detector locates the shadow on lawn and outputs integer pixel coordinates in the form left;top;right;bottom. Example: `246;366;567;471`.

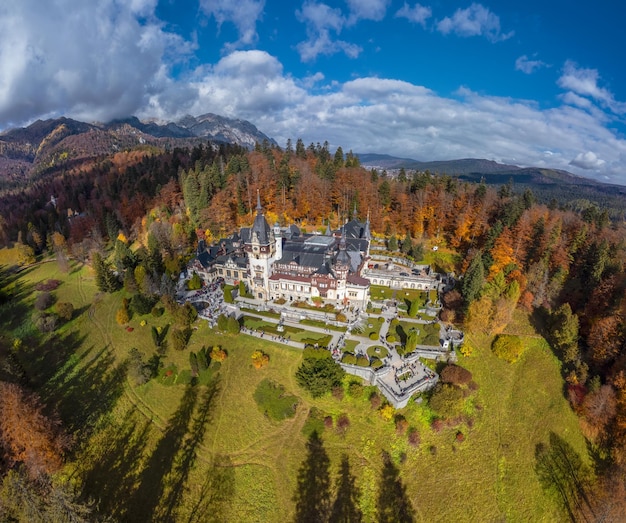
293;431;331;522
126;379;221;523
377;451;416;523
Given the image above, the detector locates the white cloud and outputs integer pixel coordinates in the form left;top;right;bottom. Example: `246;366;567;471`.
141;50;626;183
515;55;548;74
558;60;626;114
345;0;390;25
199;0;265;50
570;151;606;170
0;0;192;127
395;3;432;27
295;1;362;61
437;3;513;42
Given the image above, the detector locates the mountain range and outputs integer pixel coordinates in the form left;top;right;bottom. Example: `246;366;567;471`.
0;113;276;183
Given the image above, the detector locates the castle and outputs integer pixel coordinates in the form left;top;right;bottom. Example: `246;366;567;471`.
189;193;371;308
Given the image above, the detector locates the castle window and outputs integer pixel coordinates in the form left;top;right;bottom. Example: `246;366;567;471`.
226;270;231;277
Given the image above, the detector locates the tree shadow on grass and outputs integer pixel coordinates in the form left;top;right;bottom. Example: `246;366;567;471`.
377;451;415;523
534;431;594;522
330;454;362;523
186;455;235;523
293;430;331;523
157;380;221;522
126;383;199;523
77;407;152;519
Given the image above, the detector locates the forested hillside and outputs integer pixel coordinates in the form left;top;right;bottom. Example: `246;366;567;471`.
1;138;626;520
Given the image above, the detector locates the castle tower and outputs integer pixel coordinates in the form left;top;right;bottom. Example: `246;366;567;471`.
274;221;282;261
364;209;372;256
245;191;275;300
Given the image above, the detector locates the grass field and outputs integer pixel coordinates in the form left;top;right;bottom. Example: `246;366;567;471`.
2;258;589;522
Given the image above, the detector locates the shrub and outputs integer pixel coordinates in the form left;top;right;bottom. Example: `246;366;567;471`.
440;364;473;386
171;327;191;351
371;358;383;369
151;306;164;317
251;350;270;369
456;431;465;443
227;316;240;334
429;384;466;419
342;353;356;365
223;286;234;303
34;313;58;333
324;416;334;429
408;427;421;447
356;356;369;367
369;332;378;340
217;314;228;331
370;392;382;409
379;404;395;421
336;312;347;322
55;302;74;321
395;416;409;435
35;279;61;291
336;413;350;435
130;294;156;316
304;347;332;360
253;379;299;421
491;334;524;363
348;381;363;398
116;307;130;325
386;334;396;343
210;346;227;362
187;272;203;290
35;292;55;311
302;407;325;437
332;386;344;400
295;357;344;398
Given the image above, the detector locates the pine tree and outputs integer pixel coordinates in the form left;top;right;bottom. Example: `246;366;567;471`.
462;253;485;306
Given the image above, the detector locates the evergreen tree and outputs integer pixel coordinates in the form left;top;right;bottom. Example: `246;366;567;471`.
388;235;398;252
92;252;120;293
462;253;485;306
401;232;412;254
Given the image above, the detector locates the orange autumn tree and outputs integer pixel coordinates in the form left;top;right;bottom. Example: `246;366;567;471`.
0;382;69;479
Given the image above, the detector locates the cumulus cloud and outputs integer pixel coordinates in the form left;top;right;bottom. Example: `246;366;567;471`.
141;49;626;183
570;151;606;170
199;0;265;50
295;1;361;61
437;3;513;42
395;2;432;27
345;0;390;25
0;0;192;127
515;55;548;74
558;60;626;114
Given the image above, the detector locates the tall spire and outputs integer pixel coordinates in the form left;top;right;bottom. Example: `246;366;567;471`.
352;202;358;220
256;189;262;213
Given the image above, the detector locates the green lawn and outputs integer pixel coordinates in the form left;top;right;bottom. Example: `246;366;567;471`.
1;258;589;522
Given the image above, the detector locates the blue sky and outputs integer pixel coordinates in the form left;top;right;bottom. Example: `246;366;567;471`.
1;1;625;184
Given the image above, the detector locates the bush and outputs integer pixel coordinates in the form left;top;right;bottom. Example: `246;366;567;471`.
130;294;156;316
34;313;58;333
332;386;344;400
227;316;240;334
35;292;55;311
254;379;299;421
342;354;357;365
171;327;191;351
55;302;74;321
379;404;395;421
35;279;61;291
151;306;164;317
371;358;383;369
386;334;396;343
295;357;345;398
369;332;378;340
429;383;466;419
116;306;130;325
370;392;382;409
211;346;227;362
336;312;347;322
187;272;203;290
336;413;350;435
491;334;524;363
217;314;228;331
408;427;421;447
395;415;409;435
440;364;473;386
302;407;325;436
356;356;369;367
304;347;332;360
252;350;270;369
324;416;334;429
348;381;363;397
